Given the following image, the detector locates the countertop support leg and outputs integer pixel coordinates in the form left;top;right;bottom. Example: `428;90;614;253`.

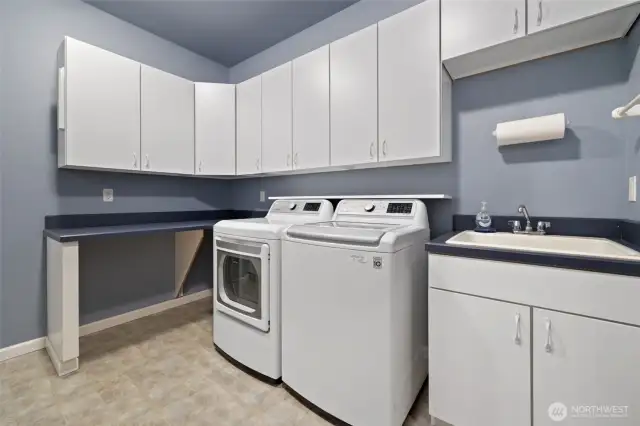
46;237;79;376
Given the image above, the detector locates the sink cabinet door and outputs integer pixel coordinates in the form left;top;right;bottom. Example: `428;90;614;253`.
533;309;640;426
429;289;531;426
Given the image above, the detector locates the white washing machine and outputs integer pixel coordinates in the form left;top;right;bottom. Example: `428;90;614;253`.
281;199;430;425
213;199;333;382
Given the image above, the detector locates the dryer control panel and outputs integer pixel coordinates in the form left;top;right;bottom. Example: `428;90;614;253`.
269;199;332;216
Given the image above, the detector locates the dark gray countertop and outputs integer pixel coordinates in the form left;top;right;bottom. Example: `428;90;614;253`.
426;231;640;278
44;220;220;242
43;209;267;243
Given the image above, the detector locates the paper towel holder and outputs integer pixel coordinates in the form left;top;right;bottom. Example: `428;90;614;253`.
612;94;640;119
491;115;571;137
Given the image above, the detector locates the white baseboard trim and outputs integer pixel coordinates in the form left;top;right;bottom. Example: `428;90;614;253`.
79;289;213;337
0;337;46;363
0;289;213;363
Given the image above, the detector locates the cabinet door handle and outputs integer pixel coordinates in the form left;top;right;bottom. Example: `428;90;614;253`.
294;153;299;167
513;8;519;34
255;158;260;170
537;0;543;26
514;313;521;345
145;154;150;169
370;142;375;159
287;154;291;167
133;152;137;168
198;160;203;172
382;140;388;157
544;318;553;353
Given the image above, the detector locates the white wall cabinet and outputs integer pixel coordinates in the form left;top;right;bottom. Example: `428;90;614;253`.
141;65;195;175
429;289;531;426
442;0;526;60
330;24;378;167
261;62;293;173
236;75;262;175
292;46;330;170
194;83;236;176
528;0;638;34
379;0;445;163
444;0;640;79
533;309;640;426
59;37;141;171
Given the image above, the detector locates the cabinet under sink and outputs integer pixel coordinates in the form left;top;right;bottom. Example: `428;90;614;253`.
428;254;640;426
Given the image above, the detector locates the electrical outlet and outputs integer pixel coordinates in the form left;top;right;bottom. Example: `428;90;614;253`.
103;188;114;202
260;190;266;202
630;177;637;202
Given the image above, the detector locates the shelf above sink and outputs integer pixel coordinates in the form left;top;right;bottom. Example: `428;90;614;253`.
446;231;640;262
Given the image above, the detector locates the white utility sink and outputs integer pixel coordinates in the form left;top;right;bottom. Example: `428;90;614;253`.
446;231;640;261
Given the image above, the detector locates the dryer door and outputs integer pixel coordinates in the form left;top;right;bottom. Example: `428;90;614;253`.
214;237;270;332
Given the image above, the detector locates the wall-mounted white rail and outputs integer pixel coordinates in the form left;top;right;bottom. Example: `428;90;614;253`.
612;94;640;119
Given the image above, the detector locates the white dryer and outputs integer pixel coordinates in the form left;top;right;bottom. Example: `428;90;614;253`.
281;199;430;426
213;199;333;382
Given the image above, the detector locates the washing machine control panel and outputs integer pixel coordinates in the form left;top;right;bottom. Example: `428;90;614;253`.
336;200;416;216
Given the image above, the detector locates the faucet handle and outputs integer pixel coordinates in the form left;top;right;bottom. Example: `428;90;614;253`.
537;221;551;233
508;220;521;232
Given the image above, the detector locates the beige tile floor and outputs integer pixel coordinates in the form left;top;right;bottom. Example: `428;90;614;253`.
0;298;432;426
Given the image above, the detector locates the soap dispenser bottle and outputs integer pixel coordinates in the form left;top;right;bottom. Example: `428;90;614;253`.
475;201;494;232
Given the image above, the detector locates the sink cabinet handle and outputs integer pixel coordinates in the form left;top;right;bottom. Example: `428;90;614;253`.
545;318;553;353
145;154;150;169
513;8;519;34
370;142;375;159
514;313;522;345
133;152;137;168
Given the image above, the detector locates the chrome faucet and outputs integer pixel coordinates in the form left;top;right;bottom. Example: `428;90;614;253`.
508;205;551;235
517;205;532;232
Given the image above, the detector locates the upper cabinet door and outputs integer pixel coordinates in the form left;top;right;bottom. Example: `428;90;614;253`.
194;83;236;176
64;37;141;171
442;0;526;59
528;0;638;34
236;75;262;175
379;0;441;162
261;62;292;173
141;65;194;175
533;309;640;426
293;46;330;170
330;24;378;167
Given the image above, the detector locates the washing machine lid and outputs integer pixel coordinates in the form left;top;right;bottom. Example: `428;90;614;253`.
286;221;405;246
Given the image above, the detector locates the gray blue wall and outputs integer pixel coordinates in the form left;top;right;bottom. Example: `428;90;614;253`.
624;22;640;221
1;0;639;350
0;0;231;348
229;0;635;221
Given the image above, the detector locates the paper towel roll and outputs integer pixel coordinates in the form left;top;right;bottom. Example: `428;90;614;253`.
493;113;566;147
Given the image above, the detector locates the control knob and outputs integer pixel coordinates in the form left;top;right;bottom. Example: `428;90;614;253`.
289;203;297;211
364;204;375;212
